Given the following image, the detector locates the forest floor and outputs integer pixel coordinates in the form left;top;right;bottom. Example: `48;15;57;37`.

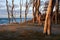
0;20;60;40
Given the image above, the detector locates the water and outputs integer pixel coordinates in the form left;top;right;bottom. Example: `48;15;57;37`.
0;18;32;24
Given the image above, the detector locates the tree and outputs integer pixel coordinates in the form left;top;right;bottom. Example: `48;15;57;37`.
32;0;35;23
6;0;10;23
25;0;28;23
36;0;40;25
11;0;16;23
20;0;22;23
43;0;55;35
55;0;59;24
33;0;40;24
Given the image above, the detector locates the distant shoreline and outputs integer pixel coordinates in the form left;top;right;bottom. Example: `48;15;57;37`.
0;18;32;24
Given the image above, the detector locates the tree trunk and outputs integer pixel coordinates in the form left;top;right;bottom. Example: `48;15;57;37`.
6;0;10;24
33;0;34;23
20;0;22;23
11;0;16;23
25;0;28;23
55;0;59;24
43;0;53;35
11;0;14;22
36;0;40;25
33;0;41;25
33;0;36;23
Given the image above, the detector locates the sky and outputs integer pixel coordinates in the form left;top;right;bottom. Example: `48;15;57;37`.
0;0;48;18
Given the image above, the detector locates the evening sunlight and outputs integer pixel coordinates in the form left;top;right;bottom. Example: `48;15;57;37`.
0;0;60;40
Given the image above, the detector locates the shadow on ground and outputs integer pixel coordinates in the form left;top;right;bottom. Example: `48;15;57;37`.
0;30;60;40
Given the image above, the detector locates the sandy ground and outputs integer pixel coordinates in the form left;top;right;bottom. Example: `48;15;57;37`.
0;24;60;34
0;24;60;40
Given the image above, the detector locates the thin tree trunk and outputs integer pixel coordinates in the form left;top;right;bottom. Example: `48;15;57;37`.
33;0;34;23
25;0;28;23
43;0;53;35
36;0;40;25
11;0;16;23
33;0;36;23
55;0;59;24
11;0;14;22
6;0;10;23
20;0;22;23
33;0;37;23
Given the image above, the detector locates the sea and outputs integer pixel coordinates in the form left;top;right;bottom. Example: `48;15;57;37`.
0;18;32;24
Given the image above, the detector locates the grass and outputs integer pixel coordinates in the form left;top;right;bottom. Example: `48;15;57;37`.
0;30;60;40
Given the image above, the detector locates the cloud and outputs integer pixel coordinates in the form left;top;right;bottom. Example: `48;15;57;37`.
14;4;19;8
0;13;33;18
27;13;33;18
0;8;33;18
0;0;5;3
0;13;8;18
0;5;5;8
